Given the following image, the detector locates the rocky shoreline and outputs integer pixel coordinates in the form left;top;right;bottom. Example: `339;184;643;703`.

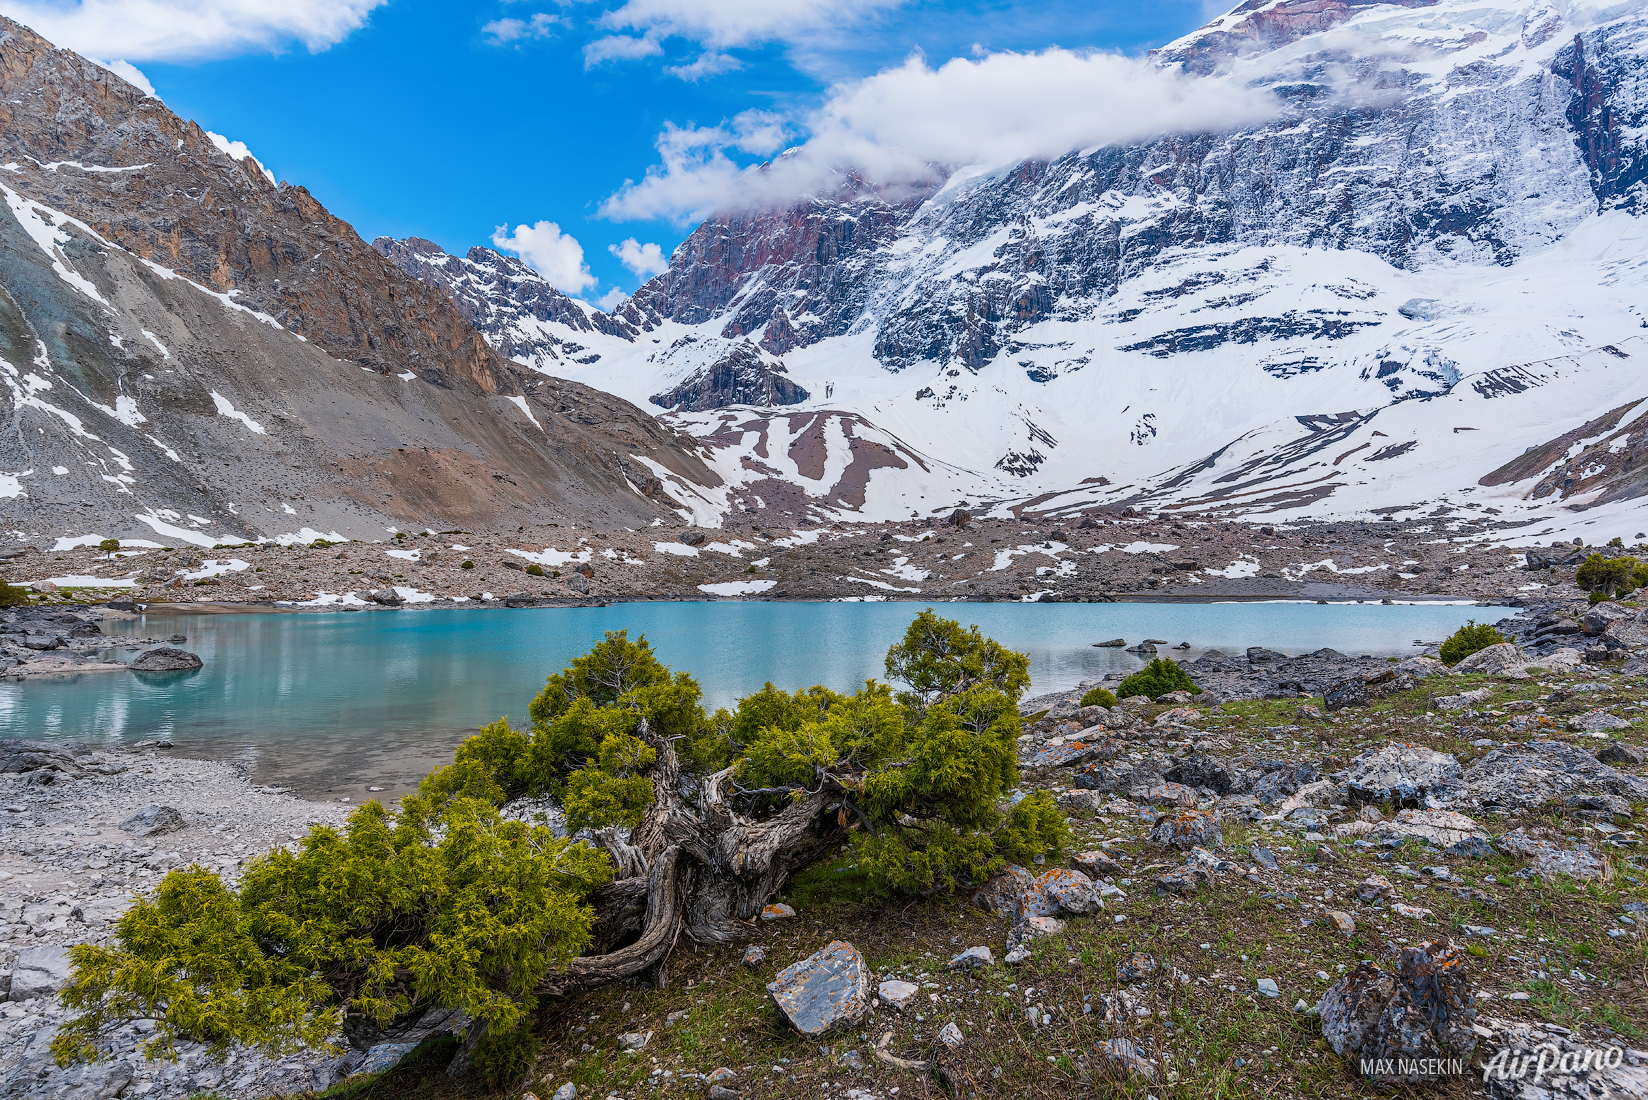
2;593;1646;1099
2;516;1592;624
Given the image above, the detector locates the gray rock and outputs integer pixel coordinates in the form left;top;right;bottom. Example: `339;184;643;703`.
120;804;186;837
1318;939;1477;1084
3;1025;133;1098
166;633;187;644
128;646;203;671
617;1030;652;1051
1495;829;1606;880
741;945;766;968
878;979;920;1010
1344;743;1462;807
1163;751;1235;793
9;946;73;1001
1598;740;1647;766
368;588;404;606
553;1084;577;1100
1433;686;1493;712
565;573;591;595
1093;638;1126;647
1480;1021;1648;1099
1571;708;1632;732
1020;868;1101;917
1071;849;1122;878
1094;1038;1157;1081
947;946;994;971
1464;739;1648;811
1256;978;1280;998
1452;642;1527;676
936;1021;964;1048
767;940;871;1038
1250;844;1279;870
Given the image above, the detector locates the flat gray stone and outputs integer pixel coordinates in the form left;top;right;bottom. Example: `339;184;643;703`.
767;940;870;1038
10;946;73;1001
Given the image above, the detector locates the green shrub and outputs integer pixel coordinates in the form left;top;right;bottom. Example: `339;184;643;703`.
470;1023;541;1090
97;538;120;556
524;564;545;577
461;560;475;569
308;539;334;550
1116;659;1200;701
0;578;27;607
52;612;1063;1077
1576;553;1639;597
1079;686;1117;709
1590;590;1609;605
1439;620;1505;665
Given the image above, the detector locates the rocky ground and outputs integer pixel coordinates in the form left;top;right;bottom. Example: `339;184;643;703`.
3;597;1648;1100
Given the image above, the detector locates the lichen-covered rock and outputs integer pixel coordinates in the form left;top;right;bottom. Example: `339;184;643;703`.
1071;849;1122;878
878;979;919;1009
1318;939;1476;1084
1023;868;1101;916
1148;809;1222;850
128;646;203;672
947;946;994;971
1571;708;1632;732
1344;743;1462;806
767;941;871;1037
1434;686;1493;712
1142;782;1198;808
1117;952;1157;982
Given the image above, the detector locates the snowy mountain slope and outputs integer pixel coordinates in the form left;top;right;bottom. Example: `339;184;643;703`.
388;0;1648;532
0;19;721;543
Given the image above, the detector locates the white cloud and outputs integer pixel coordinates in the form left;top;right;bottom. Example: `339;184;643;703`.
664;50;741;80
594;288;630;311
483;13;562;44
584;33;663;66
0;0;387;62
609;238;669;278
492;221;597;294
602;48;1285;223
96;59;157;97
600;0;904;51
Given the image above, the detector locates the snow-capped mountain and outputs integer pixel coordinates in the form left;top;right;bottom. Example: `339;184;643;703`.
388;0;1648;536
0;18;720;544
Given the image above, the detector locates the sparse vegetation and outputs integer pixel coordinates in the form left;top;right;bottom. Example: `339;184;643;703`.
1079;685;1117;708
1116;657;1200;700
1439;619;1506;665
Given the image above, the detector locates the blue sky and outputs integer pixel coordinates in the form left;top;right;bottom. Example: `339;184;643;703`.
2;0;1223;303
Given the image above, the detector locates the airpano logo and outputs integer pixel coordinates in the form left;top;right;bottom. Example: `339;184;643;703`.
1480;1042;1628;1083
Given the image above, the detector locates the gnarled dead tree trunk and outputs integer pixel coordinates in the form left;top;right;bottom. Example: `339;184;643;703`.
536;719;850;995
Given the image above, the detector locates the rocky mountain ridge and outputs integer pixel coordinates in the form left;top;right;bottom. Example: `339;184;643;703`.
0;17;721;545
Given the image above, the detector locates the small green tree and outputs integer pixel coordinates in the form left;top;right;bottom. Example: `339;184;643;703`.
0;577;27;607
1079;686;1118;708
1576;553;1638;597
1439;620;1505;666
97;538;120;558
1116;658;1200;701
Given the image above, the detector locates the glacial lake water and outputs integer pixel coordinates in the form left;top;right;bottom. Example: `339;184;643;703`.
0;600;1509;800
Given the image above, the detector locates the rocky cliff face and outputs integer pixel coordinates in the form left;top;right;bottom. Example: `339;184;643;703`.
650;343;809;412
0;17;720;543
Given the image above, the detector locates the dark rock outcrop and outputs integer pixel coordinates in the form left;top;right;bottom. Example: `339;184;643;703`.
651;343;810;411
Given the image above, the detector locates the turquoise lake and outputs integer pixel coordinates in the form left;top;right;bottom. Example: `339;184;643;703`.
0;600;1510;799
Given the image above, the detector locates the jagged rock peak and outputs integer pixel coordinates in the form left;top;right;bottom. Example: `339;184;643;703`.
651;342;810;412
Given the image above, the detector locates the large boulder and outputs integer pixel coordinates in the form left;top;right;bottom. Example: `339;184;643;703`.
1318;939;1477;1084
128;647;203;672
767;941;871;1037
1495;830;1606;880
1452;642;1526;676
0;740;90;777
1463;739;1648;811
971;864;1036;915
9;946;73;1001
1344;744;1462;807
120;805;185;838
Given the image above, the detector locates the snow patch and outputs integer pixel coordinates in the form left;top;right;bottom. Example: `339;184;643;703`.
210;391;266;434
697;579;777;596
